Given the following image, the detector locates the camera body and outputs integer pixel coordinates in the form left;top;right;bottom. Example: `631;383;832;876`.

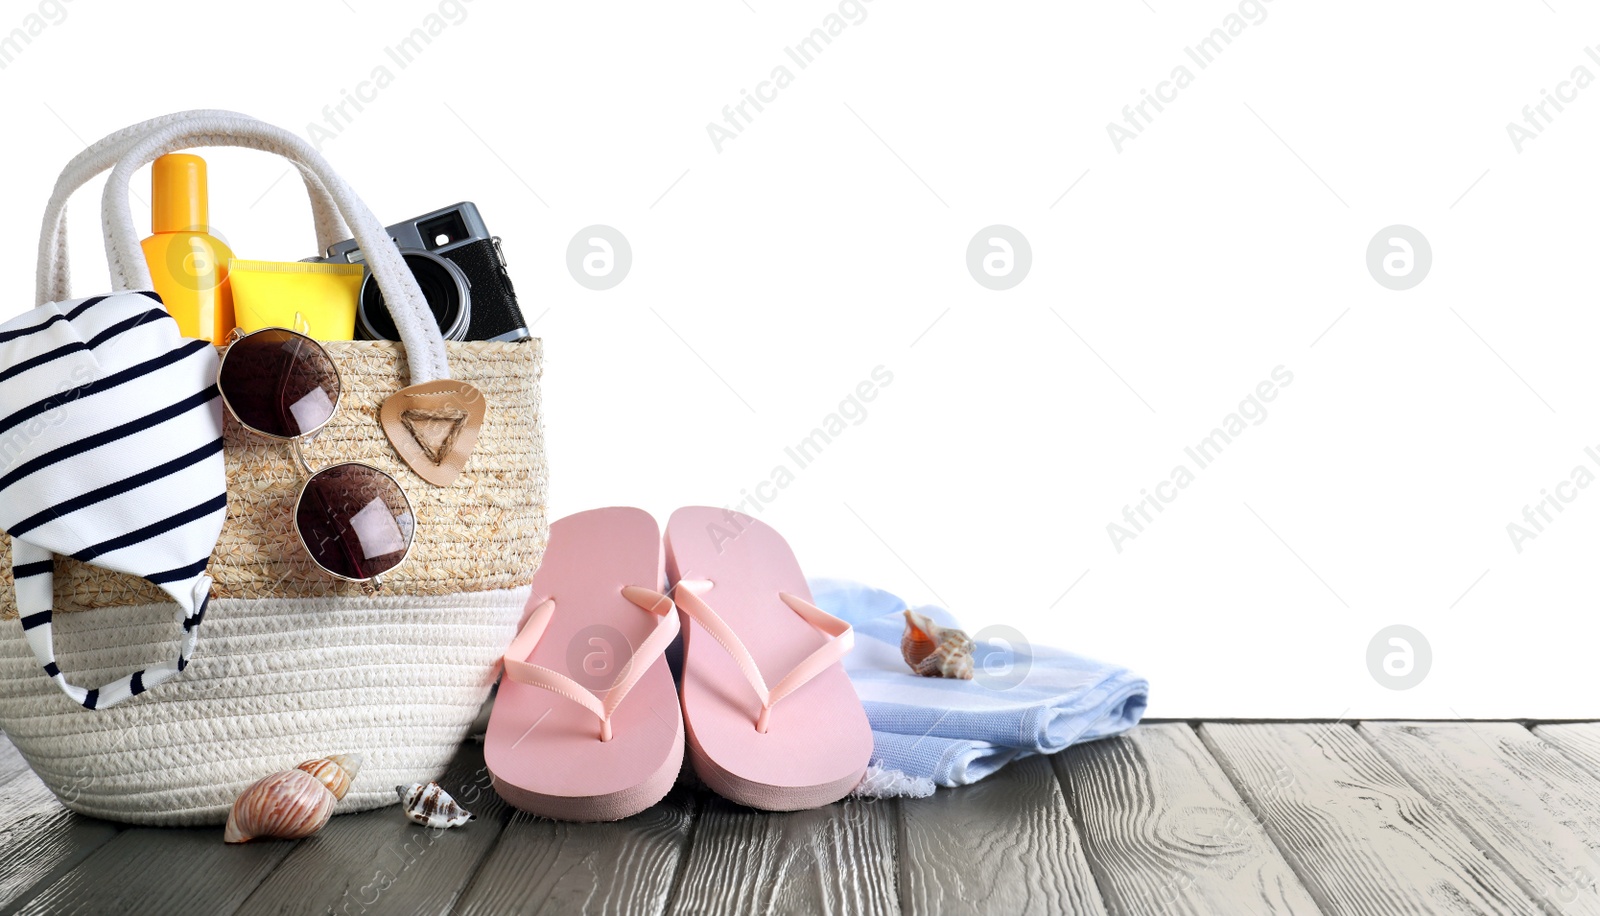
321;202;530;343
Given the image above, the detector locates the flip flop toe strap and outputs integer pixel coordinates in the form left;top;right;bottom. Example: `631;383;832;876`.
502;586;678;742
675;581;854;733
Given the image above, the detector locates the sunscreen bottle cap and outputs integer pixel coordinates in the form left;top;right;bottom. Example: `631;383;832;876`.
151;153;209;234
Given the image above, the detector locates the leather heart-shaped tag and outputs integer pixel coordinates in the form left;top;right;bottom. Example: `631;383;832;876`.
380;380;487;487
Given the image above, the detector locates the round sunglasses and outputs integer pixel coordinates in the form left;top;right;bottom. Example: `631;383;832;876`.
216;328;415;591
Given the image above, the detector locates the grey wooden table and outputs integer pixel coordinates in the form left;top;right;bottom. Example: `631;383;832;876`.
3;720;1599;915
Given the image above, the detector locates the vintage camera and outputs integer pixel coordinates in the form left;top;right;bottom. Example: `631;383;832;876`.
319;202;530;343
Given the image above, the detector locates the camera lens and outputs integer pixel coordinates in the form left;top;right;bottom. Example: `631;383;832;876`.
357;251;471;342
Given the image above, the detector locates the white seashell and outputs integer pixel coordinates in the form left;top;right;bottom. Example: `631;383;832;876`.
397;782;474;829
900;609;975;680
296;754;362;801
224;769;336;844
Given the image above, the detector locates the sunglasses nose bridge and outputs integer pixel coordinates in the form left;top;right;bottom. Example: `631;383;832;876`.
290;436;316;478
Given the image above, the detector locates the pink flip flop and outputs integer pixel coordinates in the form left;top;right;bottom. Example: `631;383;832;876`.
665;507;871;810
486;508;685;821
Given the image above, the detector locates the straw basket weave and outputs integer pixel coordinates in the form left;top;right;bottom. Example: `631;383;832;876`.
0;113;548;825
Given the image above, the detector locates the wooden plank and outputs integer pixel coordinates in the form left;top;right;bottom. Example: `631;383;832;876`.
666;792;897;916
1534;723;1600;779
899;755;1108;916
0;768;120;913
453;786;695;916
1057;724;1320;915
8;825;292;916
1201;723;1539;915
234;744;508;916
1363;722;1600;915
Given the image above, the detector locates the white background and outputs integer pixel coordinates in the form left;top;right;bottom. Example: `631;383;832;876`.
2;0;1596;718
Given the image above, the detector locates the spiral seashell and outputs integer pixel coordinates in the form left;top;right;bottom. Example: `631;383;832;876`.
224;769;336;844
397;782;474;829
296;754;362;801
901;609;975;680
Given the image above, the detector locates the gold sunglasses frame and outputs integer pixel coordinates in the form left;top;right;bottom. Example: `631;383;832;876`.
216;327;416;591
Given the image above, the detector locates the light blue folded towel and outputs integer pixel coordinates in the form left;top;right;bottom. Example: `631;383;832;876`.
809;578;1149;792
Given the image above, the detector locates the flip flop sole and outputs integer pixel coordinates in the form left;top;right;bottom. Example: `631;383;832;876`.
666;507;872;810
491;721;683;822
685;723;865;811
486;507;685;821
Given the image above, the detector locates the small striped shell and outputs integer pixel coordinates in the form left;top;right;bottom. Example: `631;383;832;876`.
397;782;474;829
296;754;362;801
901;609;975;680
223;769;336;844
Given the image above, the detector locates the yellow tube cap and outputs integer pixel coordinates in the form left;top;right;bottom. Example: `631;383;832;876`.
151;154;209;234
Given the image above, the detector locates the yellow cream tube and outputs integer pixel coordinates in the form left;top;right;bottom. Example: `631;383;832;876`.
228;259;365;341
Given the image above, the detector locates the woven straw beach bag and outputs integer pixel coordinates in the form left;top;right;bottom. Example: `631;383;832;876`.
0;112;547;826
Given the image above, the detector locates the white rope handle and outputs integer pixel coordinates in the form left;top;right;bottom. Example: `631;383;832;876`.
101;115;451;384
36;109;349;308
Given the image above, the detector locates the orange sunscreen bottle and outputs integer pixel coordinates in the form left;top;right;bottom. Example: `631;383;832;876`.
140;154;235;343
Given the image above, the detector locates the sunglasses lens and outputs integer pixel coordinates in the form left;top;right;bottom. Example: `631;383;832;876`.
296;463;414;581
219;329;340;438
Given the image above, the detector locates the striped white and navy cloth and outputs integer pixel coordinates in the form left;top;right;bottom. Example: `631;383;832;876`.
0;291;226;709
